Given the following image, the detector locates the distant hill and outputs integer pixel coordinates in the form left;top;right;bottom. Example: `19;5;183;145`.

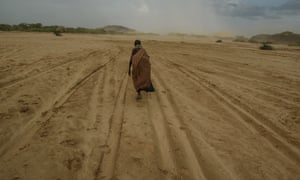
102;25;136;33
249;31;300;45
0;23;138;35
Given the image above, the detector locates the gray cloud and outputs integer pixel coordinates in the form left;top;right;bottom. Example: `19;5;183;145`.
227;4;266;19
0;0;299;36
211;1;267;20
212;0;300;20
272;0;300;15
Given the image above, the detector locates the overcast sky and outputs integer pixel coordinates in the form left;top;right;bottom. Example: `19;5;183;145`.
1;0;300;36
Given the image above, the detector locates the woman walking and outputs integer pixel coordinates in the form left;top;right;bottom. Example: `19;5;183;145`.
128;40;155;99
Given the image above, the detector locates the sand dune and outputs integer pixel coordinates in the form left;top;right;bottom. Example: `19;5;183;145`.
0;32;299;180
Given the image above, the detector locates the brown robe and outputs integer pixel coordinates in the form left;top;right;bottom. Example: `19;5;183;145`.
131;48;151;91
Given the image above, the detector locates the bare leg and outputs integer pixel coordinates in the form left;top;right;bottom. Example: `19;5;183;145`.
136;90;142;100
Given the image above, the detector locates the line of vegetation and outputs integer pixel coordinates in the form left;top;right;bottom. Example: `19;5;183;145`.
0;23;133;35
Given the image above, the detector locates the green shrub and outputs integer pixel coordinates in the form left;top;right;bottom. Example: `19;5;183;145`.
260;43;273;50
53;30;62;36
53;27;63;36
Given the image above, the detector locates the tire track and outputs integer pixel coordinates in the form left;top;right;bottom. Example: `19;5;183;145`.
151;72;207;180
0;53;116;159
161;50;300;98
0;50;104;90
163;53;300;102
96;74;128;180
77;65;106;180
146;92;179;179
202;53;300;80
160;59;300;166
53;53;115;108
92;64;116;180
151;63;237;180
159;55;300;143
207;66;300;103
79;51;123;179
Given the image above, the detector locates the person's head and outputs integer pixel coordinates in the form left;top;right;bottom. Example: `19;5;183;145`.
134;40;141;46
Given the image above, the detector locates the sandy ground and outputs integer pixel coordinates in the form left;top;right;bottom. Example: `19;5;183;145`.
0;32;299;180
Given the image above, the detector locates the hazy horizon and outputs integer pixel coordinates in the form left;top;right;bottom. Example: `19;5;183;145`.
1;0;300;36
